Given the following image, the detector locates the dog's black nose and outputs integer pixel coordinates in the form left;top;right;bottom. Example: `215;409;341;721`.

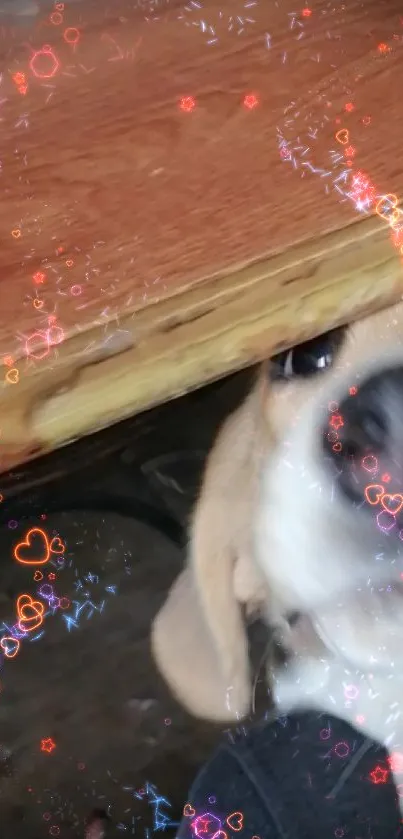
323;364;403;510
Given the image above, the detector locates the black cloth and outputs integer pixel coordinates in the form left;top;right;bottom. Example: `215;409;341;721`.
177;713;403;839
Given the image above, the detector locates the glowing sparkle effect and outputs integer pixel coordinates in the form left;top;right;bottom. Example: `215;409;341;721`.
243;92;259;109
179;95;196;112
29;44;60;79
177;0;258;45
370;764;389;784
41;737;56;753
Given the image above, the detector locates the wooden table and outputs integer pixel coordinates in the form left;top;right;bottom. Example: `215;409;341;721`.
1;0;403;475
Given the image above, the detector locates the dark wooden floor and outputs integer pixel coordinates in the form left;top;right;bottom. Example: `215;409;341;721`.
0;366;267;838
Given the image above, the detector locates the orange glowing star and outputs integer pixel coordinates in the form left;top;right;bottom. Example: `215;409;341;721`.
12;72;26;85
370;765;389;784
179;96;196;112
49;536;66;554
243;93;259;109
33;271;46;284
41;738;56;753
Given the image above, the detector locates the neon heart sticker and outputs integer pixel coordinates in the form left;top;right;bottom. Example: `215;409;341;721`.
0;636;20;658
364;484;384;506
226;812;244;832
14;527;50;565
381;493;403;516
5;368;19;384
49;536;66;554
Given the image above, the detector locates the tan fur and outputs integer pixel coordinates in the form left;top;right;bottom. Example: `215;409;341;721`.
152;370;271;720
152;301;403;722
85;817;106;839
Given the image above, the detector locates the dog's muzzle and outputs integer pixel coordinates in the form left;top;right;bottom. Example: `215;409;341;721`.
322;364;403;523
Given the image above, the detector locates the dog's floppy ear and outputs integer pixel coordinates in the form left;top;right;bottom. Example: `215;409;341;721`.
151;372;270;721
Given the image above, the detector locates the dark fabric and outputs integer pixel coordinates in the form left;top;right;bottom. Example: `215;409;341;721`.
177;713;403;839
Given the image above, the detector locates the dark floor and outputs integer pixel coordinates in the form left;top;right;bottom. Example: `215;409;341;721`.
0;368;268;838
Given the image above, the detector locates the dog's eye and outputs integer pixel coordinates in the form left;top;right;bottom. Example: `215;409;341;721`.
271;327;346;380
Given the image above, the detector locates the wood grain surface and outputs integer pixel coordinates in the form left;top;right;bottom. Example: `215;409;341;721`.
0;0;403;473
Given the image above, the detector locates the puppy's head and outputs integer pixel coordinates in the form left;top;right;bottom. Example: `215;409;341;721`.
258;301;403;617
152;301;403;721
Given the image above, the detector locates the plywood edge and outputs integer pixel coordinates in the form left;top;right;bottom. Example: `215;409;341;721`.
0;212;401;474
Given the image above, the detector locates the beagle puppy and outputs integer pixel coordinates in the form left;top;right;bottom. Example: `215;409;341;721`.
152;302;403;732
